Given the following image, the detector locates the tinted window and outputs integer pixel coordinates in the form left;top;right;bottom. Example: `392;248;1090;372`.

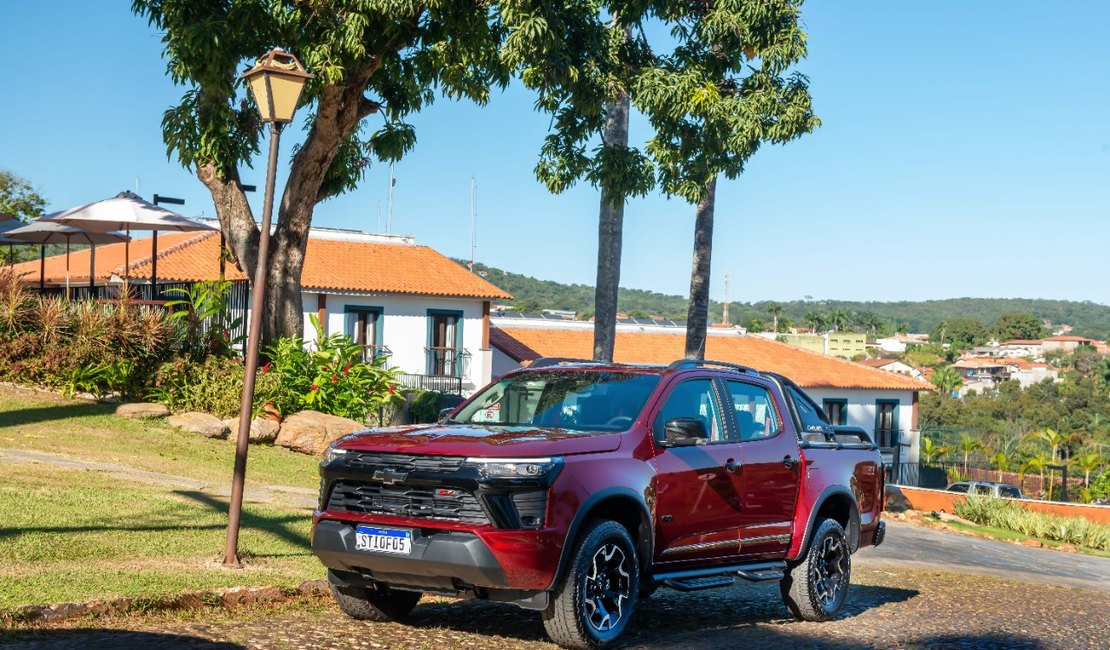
453;371;660;432
948;483;969;493
724;381;781;441
999;486;1021;498
786;384;829;434
653;379;726;443
972;485;992;495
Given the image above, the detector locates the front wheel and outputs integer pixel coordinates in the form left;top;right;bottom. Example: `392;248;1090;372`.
331;581;422;622
780;517;851;621
543;520;640;649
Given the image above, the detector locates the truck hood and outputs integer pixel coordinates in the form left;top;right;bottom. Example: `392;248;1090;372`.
337;423;623;457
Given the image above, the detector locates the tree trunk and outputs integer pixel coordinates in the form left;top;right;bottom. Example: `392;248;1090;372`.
592;92;630;361
592;25;632;363
684;177;717;360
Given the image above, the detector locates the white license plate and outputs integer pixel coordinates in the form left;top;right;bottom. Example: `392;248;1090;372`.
354;525;413;555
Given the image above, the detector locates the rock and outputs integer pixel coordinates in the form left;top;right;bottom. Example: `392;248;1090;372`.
1022;538;1042;548
1056;543;1077;553
883;484;911;513
115;402;170;419
276;410;366;455
297;579;329;596
225;417;280;444
167;412;229;439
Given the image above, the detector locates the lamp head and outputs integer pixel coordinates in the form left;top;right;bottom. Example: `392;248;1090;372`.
241;48;311;124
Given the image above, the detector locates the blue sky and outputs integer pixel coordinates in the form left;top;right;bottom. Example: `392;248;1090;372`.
2;2;1108;305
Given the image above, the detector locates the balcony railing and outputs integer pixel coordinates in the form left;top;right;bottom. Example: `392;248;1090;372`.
398;373;464;395
425;346;471;378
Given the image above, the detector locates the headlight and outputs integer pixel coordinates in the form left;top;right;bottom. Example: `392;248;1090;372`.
322;443;348;465
464;456;564;480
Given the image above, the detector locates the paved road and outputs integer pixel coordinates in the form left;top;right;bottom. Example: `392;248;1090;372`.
860;520;1110;592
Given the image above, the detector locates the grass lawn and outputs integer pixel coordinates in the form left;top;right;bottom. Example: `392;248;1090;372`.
922;514;1110;558
0;462;321;610
0;386;319;489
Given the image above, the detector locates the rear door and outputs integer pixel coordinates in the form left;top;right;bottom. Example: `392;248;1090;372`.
648;374;747;563
720;378;802;559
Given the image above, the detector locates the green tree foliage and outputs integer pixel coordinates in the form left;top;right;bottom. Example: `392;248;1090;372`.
930;365;963;395
930;318;987;351
133;0;623;342
632;0;818;358
987;312;1046;341
0;170;50;264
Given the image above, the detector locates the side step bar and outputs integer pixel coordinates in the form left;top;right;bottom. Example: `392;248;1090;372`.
654;561;787;592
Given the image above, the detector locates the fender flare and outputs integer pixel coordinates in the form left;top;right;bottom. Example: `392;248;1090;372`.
547;487;654;590
791;485;861;561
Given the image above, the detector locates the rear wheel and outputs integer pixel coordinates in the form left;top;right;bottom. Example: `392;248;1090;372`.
543;520;640;649
780;517;851;621
331;581;422;622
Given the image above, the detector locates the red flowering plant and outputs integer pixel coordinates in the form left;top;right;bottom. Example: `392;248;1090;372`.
259;315;401;421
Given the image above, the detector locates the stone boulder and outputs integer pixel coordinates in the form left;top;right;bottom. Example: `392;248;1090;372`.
883;484;911;513
167;412;230;439
275;410;365;455
116;402;170;419
225;417;281;444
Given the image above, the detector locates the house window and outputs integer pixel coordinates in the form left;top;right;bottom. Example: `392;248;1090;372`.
427;310;466;377
874;399;899;448
823;399;848;426
344;306;384;361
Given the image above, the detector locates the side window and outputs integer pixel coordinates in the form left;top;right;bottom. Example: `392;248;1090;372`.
999;486;1021;499
653;379;726;443
724;381;782;441
948;483;969;493
972;485;992;496
786;384;830;435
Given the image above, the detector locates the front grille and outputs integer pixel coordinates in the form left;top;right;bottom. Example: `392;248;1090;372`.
327;480;489;525
344;452;465;474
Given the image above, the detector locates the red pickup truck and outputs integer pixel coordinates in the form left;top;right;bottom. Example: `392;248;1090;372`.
313;359;886;649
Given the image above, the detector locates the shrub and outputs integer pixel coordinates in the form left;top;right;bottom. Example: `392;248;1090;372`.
409;390;450;424
954;495;1110;551
259;315;401;422
148;356;248;418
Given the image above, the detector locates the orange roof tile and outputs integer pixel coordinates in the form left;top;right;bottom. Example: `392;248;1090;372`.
12;231;511;300
1043;336;1098;343
1001;339;1043;346
493;326;931;391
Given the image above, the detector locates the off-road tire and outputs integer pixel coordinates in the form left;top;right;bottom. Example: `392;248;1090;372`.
780;517;851;621
331;582;422;622
542;519;640;649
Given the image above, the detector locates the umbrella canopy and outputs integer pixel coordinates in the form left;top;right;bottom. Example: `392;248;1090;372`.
42;191;216;233
0;215;25;244
4;221;131;246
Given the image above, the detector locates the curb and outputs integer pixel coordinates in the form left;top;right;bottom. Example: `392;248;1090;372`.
1;580;329;626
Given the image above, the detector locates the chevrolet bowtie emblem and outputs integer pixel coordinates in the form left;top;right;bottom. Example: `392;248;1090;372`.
373;468;409;485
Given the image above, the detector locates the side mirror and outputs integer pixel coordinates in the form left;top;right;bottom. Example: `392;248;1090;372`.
438;407;456;421
659;417;709;448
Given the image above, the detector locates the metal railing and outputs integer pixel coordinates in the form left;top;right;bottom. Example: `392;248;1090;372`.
398;373;464;395
425;346;470;378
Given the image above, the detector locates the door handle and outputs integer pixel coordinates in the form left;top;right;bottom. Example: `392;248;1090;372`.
725;459;742;473
783;455;795;470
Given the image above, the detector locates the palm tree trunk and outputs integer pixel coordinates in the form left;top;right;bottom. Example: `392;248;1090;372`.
684;177;717;360
592;25;632;363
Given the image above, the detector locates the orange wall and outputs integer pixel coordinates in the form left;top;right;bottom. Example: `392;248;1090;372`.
897;486;1110;525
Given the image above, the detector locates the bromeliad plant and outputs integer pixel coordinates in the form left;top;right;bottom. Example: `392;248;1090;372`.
164;279;243;360
261;315;401;422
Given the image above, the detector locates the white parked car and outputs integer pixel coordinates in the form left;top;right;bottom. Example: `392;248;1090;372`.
946;480;1024;499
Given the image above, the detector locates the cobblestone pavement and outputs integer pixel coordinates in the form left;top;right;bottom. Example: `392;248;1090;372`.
5;565;1108;650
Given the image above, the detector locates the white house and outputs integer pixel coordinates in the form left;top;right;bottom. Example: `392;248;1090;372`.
489;315;932;478
14;227;512;394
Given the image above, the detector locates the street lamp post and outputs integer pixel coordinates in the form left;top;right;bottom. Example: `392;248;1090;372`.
224;47;311;566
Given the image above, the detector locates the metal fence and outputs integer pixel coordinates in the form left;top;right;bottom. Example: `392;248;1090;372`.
398;373;464;395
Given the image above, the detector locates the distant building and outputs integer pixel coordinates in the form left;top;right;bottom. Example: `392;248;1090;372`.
774;331;867;359
857;358;927;381
952;357;1060;394
873;334;929;354
1041;336;1108;355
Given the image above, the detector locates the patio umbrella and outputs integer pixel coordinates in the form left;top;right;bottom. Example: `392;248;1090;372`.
42;190;215;296
0;215;25;266
5;221;130;297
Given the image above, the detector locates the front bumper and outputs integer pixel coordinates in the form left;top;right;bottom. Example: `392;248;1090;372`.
313;519;508;591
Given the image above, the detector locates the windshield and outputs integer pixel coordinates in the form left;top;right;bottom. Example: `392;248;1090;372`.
452;370;661;433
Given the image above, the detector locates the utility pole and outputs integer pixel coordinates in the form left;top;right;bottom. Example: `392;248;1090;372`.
387;163;395;235
722;272;730;325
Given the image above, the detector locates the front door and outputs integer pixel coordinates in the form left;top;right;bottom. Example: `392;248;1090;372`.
649;376;746;564
722;379;801;559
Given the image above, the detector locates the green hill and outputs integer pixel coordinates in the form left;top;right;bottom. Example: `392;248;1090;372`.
462;260;1110;339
